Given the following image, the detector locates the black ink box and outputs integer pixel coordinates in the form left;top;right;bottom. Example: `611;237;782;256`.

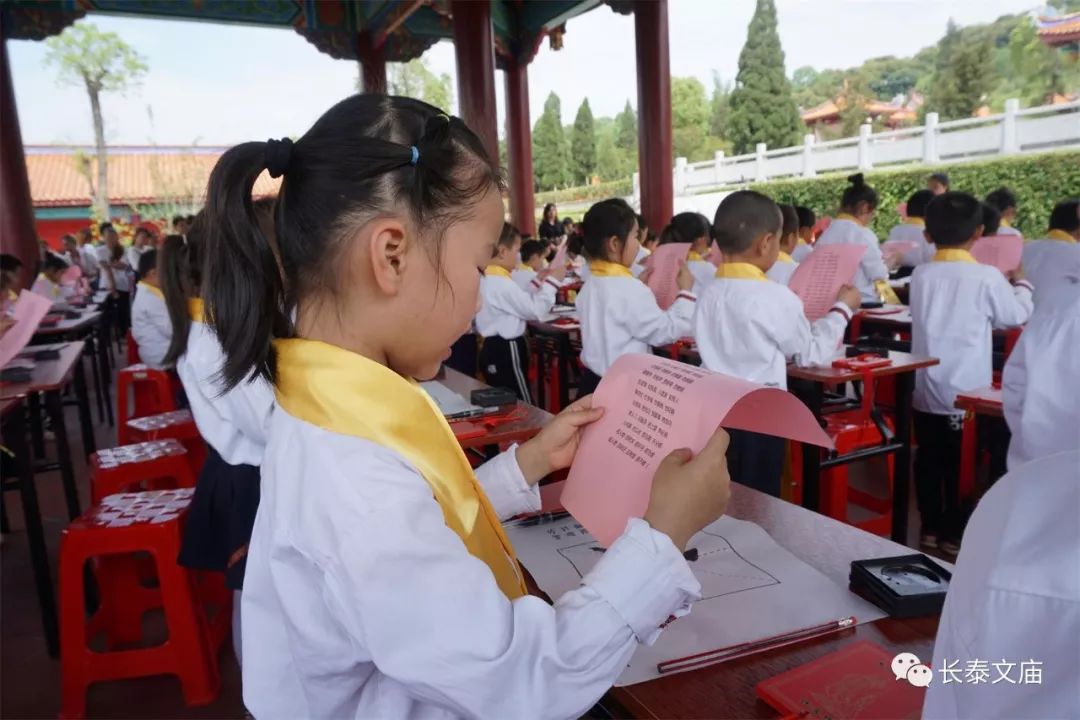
849;554;951;618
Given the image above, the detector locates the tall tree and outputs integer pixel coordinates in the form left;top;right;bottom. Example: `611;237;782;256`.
570;99;597;185
614;100;638;153
727;0;803;153
710;74;731;139
532;92;570;190
45;21;147;220
671;77;710;161
926;20;994;120
383;58;453;111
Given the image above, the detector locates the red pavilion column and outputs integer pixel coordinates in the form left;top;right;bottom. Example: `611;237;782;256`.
504;59;535;235
357;32;387;94
633;0;673;231
0;35;38;286
451;0;499;164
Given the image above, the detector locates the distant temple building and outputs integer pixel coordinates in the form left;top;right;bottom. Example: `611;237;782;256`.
1036;12;1080;51
801;92;923;136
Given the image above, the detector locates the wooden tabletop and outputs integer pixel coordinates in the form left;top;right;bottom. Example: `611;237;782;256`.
786;349;938;383
0;342;86;397
955;387;1004;418
438;367;553;449
33;310;102;336
608;484;941;719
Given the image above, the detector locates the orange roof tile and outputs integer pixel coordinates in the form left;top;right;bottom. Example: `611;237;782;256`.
25;147;280;208
1037;13;1080;43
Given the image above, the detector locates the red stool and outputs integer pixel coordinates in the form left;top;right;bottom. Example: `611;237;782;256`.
117;365;177;443
89;440;196;504
125;329;141;366
125;410;207;474
59;490;222;718
817;409;896;536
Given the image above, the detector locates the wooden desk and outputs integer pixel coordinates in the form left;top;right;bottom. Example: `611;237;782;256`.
954;387;1003;418
527;319;581;412
439;368;553;450
33;309;114;427
955;387;1004;500
787;350;939;544
606;484;940;719
0;395;59;656
1;341;92;520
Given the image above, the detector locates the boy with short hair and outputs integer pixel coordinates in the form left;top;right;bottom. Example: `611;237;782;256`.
927;172;949;195
694;190;859;497
886;189;935;270
910;192;1034;554
130;249;172;369
792;206;815;262
765;204;800;285
512;239;548;292
984;187;1022;239
1021;198;1080;303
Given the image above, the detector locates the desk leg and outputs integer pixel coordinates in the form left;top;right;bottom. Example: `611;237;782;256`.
534;343;547;411
4;405;60;656
87;334;105;423
27;393;45;459
557;337;571;411
797;381;824;512
96;326;114;427
891;372;914;544
74;355;96;455
45;390;81;520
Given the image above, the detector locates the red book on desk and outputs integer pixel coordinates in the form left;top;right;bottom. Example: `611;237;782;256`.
756;640;925;719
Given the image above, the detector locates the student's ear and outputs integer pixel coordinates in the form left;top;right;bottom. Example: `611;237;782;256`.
757;231;778;258
604;234;621;261
923;230;935;246
362;217;409;295
973;224;985;241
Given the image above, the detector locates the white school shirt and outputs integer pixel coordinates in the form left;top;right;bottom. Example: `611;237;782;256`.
910;257;1033;417
885;221;933;267
31;275;65;304
791;241;813;263
764;254;797;285
176;320;275;467
630;246;651;278
78;245;101;280
1021;236;1080;305
694;272;850;390
510;267;539;293
130;284;172;370
1002;279;1080;470
125;246;147;275
814;218;889;302
242;411;701;720
997;223;1023;239
577;273;696;376
923;450;1080;720
475;273;559;340
687;258;716;296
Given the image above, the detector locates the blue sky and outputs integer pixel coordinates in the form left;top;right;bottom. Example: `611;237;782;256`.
9;0;1038;146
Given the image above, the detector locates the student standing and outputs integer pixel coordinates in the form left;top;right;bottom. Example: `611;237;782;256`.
695;191;858;497
910;193;1033;555
885;189;935;270
577;198;696;397
984;187;1023;239
926;172;949;195
1021;198;1080;304
512;239;547;292
814;174;894;304
765;204;800;285
199;95;733;719
476;223;564;402
791;206;816;263
658;212;714;293
130;249;172;369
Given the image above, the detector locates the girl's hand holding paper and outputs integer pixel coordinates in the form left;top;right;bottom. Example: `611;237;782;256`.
515;395;604;485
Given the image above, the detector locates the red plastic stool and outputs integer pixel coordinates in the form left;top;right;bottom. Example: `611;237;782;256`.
816;409;896;537
125;410;207;474
125;329;141;366
89;440;196;504
59;490;222;718
117;365;177;443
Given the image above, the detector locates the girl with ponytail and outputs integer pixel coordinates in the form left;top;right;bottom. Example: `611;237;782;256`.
659;211;714;293
160;217;275;669
813;172;895;303
202;94;732;718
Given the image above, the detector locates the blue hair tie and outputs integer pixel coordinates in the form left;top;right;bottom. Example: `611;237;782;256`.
409;146;420;166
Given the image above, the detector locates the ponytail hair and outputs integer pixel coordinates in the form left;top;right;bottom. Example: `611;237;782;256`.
581;198;637;261
202;94;502;391
841;173;878;213
160;231;201;368
659;212;711;248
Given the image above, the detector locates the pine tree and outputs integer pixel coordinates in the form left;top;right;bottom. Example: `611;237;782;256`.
726;0;804;154
532;92;570;190
926;20;994;120
709;74;731;139
615;100;638;152
570;99;597;185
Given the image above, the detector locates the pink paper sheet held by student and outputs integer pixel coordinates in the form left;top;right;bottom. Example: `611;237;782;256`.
971;234;1023;273
561;353;833;546
0;290;54;369
645;242;691;309
787;244;867;321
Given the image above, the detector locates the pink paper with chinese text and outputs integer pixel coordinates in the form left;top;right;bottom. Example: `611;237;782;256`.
787;244;866;320
0;291;53;369
644;243;691;310
972;235;1023;273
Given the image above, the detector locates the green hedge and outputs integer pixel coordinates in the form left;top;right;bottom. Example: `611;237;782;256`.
535;177;633;208
749;150;1080;240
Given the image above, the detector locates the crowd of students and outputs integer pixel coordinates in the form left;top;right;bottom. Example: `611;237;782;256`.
3;94;1077;719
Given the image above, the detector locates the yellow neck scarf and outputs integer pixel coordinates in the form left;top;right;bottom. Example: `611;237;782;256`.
1046;230;1077;244
485;265;512;278
138;281;164;300
273;339;526;599
933;248;977;263
715;262;768;281
687;251;705;262
875;280;902;304
6;289;16;302
904;217;926;227
836;213;860;224
1001;218;1012;228
37;274;60;298
516;264;532;272
588;260;633;278
796;237;808;246
188;298;205;322
776;251;795;264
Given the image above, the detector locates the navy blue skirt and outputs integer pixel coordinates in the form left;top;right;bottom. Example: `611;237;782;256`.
178;446;260;590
